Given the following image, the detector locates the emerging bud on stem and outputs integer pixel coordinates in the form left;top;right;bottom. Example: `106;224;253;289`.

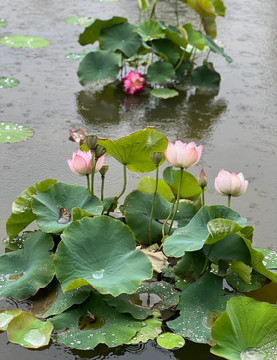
150;152;163;166
84;135;98;150
198;168;208;189
94;144;106;160
99;164;109;177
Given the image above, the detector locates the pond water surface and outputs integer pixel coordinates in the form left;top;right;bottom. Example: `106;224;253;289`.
0;0;277;359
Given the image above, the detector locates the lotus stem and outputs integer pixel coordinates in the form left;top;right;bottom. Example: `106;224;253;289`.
162;198;176;239
117;164;127;201
227;194;231;208
86;174;91;195
201;188;205;206
149;165;159;244
90;160;96;196
201;245;214;275
168;167;183;235
175;0;179;26
101;175;105;202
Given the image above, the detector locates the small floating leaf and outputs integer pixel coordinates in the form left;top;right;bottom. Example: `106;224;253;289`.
7;311;53;348
0;76;20;88
65;16;95;27
66;47;98;61
157;332;185;349
150;88;179;99
0;35;50;48
127;312;162;344
0;19;7;27
0;122;34;143
0;309;22;330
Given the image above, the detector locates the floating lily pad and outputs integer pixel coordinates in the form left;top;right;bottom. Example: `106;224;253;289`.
0;122;34;143
127;312;162;344
6;179;57;242
150;88;179;99
66;47;98;61
7;311;53;348
0;76;20;88
55;216;153;296
0;35;50;48
65;16;95;27
0;231;55;300
98;128;168;173
0;309;22;330
211;297;277;360
32;182;103;234
0;19;7;27
157;332;185;349
51;292;141;350
147;61;176;84
167;271;241;344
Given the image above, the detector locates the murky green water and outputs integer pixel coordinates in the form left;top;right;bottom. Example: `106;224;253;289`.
0;0;276;358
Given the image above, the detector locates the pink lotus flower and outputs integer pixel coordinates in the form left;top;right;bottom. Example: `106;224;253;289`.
198;168;208;189
165;140;203;169
123;71;145;95
68;128;87;143
214;169;248;197
67;150;105;176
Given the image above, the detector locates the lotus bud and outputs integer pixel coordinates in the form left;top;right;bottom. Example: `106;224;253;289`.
198;168;208;189
150;152;163;166
99;164;109;177
94;144;106;159
165;140;203;169
84;135;98;150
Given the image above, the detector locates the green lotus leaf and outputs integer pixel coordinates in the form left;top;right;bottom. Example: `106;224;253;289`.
137;176;174;201
201;33;232;62
163;205;247;258
127;312;162;344
104;281;179;320
98;128;168;172
226;271;267;293
209;0;225;15
165;27;188;48
137;0;149;11
0;76;20;88
205;218;244;245
7;311;53;348
185;0;216;18
147;61;176;84
101;22;142;58
79;16;127;46
55;216;153;296
43;284;92;318
0;121;34;143
6;178;57;242
77;50;121;85
183;24;207;49
50;292;141;350
150;88;179;99
0;309;22;330
124;190;197;245
163;166;202;200
167;271;241;344
65;16;95;27
211;297;277;360
173;251;206;283
66;47;98;61
0;35;50;48
255;248;277;270
202;16;217;38
191;64;221;88
0;19;7;27
136;20;165;41
150;38;181;64
0;231;55;300
157;332;185;349
32;182;103;234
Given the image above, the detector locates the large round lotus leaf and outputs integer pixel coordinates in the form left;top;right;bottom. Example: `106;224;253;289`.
127;312;162;344
0;231;55;300
124;190;197;245
43;284;91;318
50;292;141;350
55;216;153;296
167;271;241;344
137;176;174;202
150;39;181;65
6;179;57;242
157;332;185;349
136;20;165;41
98;128;168;173
79;16;127;46
226;271;267;293
0;122;34;143
211;297;277;360
0;76;20;88
163;205;247;258
147;61;176;84
101;22;142;58
150;88;179;99
0;35;50;48
163;167;202;200
191;65;220;88
77;50;121;85
65;16;95;27
0;309;22;330
32;182;103;234
186;0;216;19
173;251;206;283
104;281;179;320
0;19;7;27
7;311;53;348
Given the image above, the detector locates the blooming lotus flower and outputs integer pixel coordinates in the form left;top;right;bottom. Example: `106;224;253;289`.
67;150;104;176
123;71;145;95
214;169;248;197
165;140;203;169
